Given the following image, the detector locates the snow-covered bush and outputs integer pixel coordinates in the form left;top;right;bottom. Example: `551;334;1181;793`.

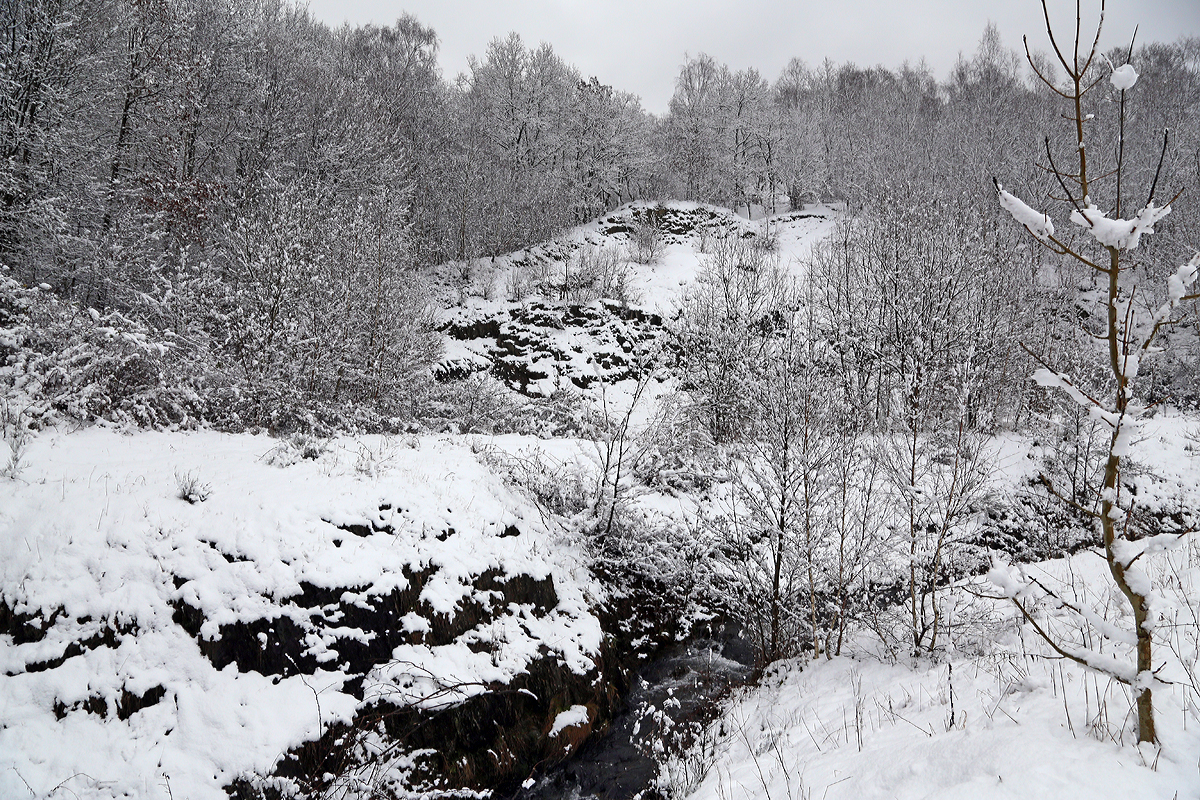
174;469;211;504
506;244;640;306
475;444;594;521
672;234;789;444
262;433;332;467
0;402;31;479
570;244;640;305
199;177;442;417
628;209;664;265
0;267;210;429
0;257;443;437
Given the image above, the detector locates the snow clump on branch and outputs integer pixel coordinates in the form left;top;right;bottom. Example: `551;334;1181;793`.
1070;202;1171;250
996;184;1055;243
1110;63;1139;91
1151;254;1200;326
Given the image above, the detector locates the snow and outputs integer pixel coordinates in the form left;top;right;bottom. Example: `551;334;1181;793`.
5;195;1199;798
678;535;1200;800
677;652;1197;800
666;411;1200;800
984;559;1028;599
0;428;602;799
1070;202;1171;250
1032;368;1099;415
435;201;842;402
1151;254;1200;328
1112;533;1189;570
1111;63;1139;91
444;201;840;318
996;185;1055;244
549;704;591;737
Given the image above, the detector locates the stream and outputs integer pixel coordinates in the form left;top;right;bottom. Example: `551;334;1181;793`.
513;627;756;800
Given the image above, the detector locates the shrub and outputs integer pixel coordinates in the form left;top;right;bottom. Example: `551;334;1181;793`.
629;210;663;265
175;469;211;504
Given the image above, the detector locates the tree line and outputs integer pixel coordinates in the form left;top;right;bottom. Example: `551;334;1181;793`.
2;0;1198;428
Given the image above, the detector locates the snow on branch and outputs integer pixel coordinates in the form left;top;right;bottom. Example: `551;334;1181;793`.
996;184;1055;244
986;559;1139;684
1108;532;1185;568
985;558;1032;600
1110;63;1139;91
1032;368;1104;415
1070;202;1171;250
1148;253;1200;330
1059;643;1138;684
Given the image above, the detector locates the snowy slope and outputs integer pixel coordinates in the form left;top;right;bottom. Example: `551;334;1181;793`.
0;429;602;800
438;201;840;314
666;413;1200;800
435;202;840;398
681;647;1200;800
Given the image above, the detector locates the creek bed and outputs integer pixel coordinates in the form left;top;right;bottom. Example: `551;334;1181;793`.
515;630;755;800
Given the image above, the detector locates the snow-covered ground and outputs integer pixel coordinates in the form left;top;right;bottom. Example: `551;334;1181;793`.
447;201;840;315
4;201;1199;800
0;201;845;800
680;642;1200;800
0;429;600;800
436;201;840;403
665;412;1200;800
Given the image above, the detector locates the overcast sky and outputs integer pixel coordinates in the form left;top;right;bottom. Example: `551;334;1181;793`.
306;1;1200;114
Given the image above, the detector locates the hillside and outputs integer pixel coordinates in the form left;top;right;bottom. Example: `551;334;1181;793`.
4;200;1200;800
0;203;840;799
0;429;609;799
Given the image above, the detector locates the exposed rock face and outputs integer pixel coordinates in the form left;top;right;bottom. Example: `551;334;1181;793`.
165;518;619;798
432;202;781;398
2;521;619;800
438;300;672;396
0;430;616;800
207;565;626;800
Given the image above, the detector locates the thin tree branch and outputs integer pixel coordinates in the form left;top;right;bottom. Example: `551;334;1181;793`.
1024;34;1072;97
1041;0;1074;74
1019;342;1108;409
1035;472;1101;519
1046;137;1086;216
1147;129;1169;206
1081;0;1106;76
1011;595;1131;684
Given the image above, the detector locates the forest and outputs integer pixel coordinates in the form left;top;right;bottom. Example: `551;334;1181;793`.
3;0;1196;430
3;1;1200;798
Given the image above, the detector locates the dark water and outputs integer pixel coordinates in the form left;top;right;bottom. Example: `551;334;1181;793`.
514;630;755;800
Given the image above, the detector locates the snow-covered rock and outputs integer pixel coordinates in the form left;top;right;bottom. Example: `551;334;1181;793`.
0;428;608;799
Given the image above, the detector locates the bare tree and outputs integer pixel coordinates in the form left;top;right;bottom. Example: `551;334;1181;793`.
993;0;1200;744
727;298;836;661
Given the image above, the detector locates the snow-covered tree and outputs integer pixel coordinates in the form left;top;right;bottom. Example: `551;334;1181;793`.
993;0;1200;744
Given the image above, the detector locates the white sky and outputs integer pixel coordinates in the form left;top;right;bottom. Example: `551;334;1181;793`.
306;1;1200;114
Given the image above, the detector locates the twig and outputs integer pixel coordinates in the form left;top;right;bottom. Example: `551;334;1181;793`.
1147;130;1169;207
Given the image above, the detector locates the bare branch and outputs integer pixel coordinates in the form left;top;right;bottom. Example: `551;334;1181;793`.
1081;72;1107;96
1046;137;1086;216
1140;291;1200;354
1147;129;1169;206
1019;341;1108;408
1081;0;1106;76
1040;0;1074;74
1043;234;1107;272
1024;34;1072;97
1035;472;1101;519
1011;596;1131;684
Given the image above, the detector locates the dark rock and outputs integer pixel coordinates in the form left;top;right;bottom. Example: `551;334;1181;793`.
53;684;167;721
